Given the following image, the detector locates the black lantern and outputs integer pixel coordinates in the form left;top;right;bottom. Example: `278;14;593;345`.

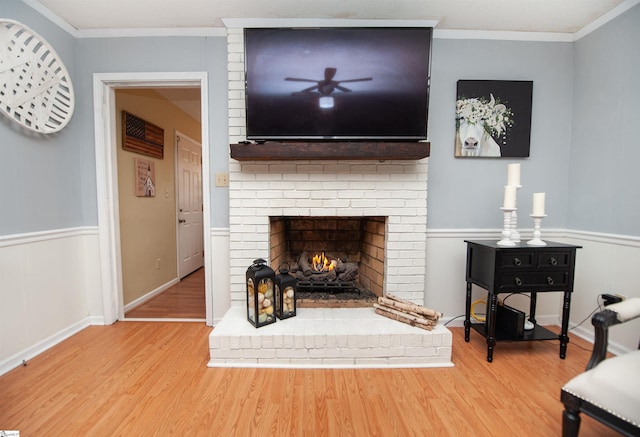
275;263;297;320
246;258;276;328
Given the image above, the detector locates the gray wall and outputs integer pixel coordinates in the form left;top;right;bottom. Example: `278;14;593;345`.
0;0;230;234
427;38;574;229
0;0;85;234
74;36;230;228
568;4;640;236
1;0;638;237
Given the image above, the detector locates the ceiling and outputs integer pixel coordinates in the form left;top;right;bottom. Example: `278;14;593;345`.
31;0;632;35
154;88;202;122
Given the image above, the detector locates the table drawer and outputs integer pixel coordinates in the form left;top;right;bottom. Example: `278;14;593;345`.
500;271;569;289
500;252;534;268
537;251;571;268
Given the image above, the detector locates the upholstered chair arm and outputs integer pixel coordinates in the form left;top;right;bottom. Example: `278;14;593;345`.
586;297;640;370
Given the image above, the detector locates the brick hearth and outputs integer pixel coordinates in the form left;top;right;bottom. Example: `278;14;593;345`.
209;307;453;368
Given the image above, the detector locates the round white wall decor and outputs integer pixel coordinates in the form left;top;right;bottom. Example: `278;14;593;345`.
0;19;75;133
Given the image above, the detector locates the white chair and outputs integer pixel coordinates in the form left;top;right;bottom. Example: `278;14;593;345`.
560;297;640;436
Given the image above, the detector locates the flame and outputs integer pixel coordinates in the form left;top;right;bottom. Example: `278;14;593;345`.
312;252;336;272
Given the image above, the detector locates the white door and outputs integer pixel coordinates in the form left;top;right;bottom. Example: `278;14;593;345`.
176;132;204;278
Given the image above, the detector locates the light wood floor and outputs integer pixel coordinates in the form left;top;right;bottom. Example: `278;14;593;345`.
125;268;205;319
0;322;617;436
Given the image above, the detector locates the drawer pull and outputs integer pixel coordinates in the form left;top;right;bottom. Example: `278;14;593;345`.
514;257;522;266
549;257;558;266
547;276;554;285
514;277;523;286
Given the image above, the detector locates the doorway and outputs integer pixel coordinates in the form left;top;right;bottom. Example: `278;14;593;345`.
115;89;205;321
93;72;212;326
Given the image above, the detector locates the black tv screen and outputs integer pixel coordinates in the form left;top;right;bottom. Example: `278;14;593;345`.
244;27;432;141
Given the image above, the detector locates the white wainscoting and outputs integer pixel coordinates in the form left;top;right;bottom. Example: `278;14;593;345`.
562;231;640;356
0;227;104;376
210;228;231;324
2;226;638;375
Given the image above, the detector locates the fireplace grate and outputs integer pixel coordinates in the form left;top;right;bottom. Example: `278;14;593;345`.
296;280;359;294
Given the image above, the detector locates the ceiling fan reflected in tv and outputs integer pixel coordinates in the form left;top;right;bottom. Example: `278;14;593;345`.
286;67;373;109
244;27;432;141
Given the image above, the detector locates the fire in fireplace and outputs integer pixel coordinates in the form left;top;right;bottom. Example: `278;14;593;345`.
293;251;359;294
311;252;336;272
269;216;386;307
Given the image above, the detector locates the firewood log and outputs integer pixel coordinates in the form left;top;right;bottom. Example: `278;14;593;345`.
373;304;436;331
309;270;337;281
337;262;358;281
298;252;313;276
335;259;347;274
382;294;443;320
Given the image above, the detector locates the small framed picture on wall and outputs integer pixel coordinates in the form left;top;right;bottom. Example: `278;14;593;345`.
455;80;533;158
135;157;156;197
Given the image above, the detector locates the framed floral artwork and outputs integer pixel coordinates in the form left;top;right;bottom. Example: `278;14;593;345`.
455;80;533;158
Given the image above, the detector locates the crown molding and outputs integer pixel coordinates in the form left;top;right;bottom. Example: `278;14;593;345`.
76;27;227;38
20;0;640;42
433;29;574;43
221;18;440;29
21;0;78;36
573;0;640;41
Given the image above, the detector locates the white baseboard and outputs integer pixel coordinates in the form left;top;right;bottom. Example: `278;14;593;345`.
0;316;101;376
123;278;180;313
570;324;627;357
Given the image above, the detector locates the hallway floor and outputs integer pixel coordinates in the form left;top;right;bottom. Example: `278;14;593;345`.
125;268;205;319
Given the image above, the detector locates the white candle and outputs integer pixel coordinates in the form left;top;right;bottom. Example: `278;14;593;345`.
533;192;546;216
503;185;517;209
507;163;521;186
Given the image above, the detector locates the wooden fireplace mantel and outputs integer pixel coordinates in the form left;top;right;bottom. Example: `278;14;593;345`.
229;141;430;161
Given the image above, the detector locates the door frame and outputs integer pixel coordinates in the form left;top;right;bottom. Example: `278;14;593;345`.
93;72;212;325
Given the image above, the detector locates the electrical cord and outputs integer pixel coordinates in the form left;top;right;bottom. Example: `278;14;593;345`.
568;294;606;331
444;314;465;326
444;299;487;326
501;292;531;305
470;299;486;322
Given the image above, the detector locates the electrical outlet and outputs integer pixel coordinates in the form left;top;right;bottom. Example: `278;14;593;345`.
156;258;161;270
602;293;622;306
615;293;627;301
215;173;229;187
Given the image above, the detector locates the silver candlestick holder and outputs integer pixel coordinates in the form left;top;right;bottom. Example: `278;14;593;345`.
527;214;547;246
497;207;517;246
510;185;522;243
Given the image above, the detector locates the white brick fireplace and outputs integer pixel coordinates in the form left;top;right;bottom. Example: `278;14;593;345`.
226;26;429;305
208;27;451;368
227;160;428;303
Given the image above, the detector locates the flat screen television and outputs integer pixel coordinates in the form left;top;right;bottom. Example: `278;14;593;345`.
244;27;432;141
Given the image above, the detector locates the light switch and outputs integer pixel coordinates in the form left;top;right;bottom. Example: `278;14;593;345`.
215;173;229;187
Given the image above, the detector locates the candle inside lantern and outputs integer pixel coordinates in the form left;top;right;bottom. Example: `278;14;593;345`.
507;163;521;186
503;185;517;209
533;192;546;216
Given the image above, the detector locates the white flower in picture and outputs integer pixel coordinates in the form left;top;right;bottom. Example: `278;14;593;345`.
455;93;514;157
